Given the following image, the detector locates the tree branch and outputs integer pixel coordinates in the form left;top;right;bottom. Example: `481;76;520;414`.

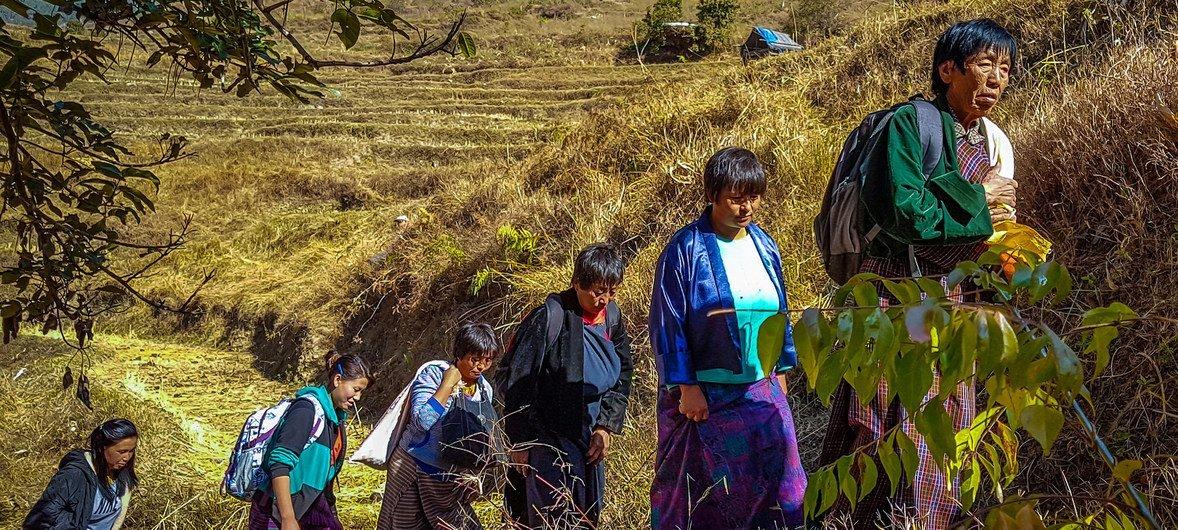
248;0;466;69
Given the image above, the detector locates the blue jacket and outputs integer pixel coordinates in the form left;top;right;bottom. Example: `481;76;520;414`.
401;361;494;474
649;207;798;385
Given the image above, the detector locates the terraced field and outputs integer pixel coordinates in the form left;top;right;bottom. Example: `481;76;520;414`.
4;52;717;527
68;59;705;355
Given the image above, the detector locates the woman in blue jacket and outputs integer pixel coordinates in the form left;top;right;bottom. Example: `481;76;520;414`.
648;147;806;529
377;322;500;530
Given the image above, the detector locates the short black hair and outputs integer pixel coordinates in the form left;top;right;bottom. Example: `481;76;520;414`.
703;147;767;202
572;243;625;289
90;418;139;493
453;321;500;361
931;19;1018;96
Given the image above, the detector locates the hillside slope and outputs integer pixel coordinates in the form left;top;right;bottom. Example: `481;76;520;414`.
1;0;1175;527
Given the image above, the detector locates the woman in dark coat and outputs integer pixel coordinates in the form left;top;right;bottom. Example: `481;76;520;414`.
24;419;139;530
498;243;634;529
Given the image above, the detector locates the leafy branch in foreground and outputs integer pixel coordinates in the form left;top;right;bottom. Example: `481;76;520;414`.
798;248;1160;527
0;0;473;406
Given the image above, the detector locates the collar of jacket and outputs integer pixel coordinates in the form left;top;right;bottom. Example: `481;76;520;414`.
693;206;788;356
296;385;343;424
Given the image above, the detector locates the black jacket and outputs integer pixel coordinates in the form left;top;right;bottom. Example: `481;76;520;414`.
24;449;129;530
499;289;634;448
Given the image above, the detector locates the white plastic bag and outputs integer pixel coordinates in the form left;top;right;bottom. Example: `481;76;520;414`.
350;360;449;469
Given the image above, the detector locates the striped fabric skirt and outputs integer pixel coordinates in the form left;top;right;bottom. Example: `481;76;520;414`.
376;447;482;530
819;273;977;530
651;377;807;530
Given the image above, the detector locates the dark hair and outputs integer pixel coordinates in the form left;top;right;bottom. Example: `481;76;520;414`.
703;147;767;202
572;243;625;290
323;352;375;387
931;19;1018;96
452;321;501;361
89;418;139;493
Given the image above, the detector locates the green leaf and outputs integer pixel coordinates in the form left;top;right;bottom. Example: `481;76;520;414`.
868;308;897;364
0;46;46;89
852;281;878;308
456;32;476;58
893;348;933;412
1015;503;1048;530
848;365;881;408
995;422;1020;482
916;398;957;464
895;429;919;486
815;347;845;406
857;454;878;503
1044;328;1083;399
332;8;362;49
1081;302;1135;377
1020;405;1064;454
803;467;822;518
756;313;787;377
982;443;1005;501
992;312;1018;362
836;455;857;511
946;261;982;291
878;435;902;496
1112;459;1142;483
916;277;946;300
1081;302;1137;326
959;460;981;512
819;464;838;513
939;317;976;395
1087;327;1117;377
987;510;1019;530
882;279;920;305
844;309;869;368
793;309;829;391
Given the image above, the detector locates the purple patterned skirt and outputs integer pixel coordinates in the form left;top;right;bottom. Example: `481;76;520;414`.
650;377;807;529
248;491;344;530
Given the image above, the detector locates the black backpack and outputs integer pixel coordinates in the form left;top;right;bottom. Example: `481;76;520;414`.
493;293;621;396
437;383;501;470
814;97;944;284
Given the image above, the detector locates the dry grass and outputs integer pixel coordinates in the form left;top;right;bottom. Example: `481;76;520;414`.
2;0;1175;527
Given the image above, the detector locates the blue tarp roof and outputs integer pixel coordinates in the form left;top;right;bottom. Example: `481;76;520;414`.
752;27;803;51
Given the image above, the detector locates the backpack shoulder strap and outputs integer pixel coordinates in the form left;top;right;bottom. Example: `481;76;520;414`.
297;394;326;449
904;97;946;278
543;293;564;352
909;98;945;181
605;301;621;338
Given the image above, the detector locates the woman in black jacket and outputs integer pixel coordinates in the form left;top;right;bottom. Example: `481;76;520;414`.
24;418;139;530
498;243;634;529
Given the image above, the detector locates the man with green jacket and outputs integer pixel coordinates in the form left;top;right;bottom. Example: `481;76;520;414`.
819;18;1020;530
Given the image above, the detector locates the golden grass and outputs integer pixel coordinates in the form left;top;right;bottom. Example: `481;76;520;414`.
3;0;1175;527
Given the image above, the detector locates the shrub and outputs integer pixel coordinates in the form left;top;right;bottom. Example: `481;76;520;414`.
637;0;683;54
693;0;739;54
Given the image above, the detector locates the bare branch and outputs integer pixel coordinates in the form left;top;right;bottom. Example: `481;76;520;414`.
261;0;296;15
248;0;466;69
